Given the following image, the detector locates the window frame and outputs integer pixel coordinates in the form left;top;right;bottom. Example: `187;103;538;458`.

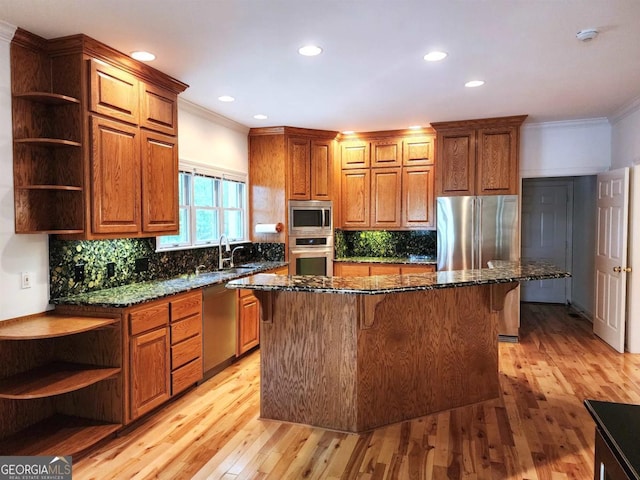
156;160;248;252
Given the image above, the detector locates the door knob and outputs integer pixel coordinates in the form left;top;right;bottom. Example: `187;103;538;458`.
613;266;632;273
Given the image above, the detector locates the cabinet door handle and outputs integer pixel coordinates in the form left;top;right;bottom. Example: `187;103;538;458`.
600;461;605;480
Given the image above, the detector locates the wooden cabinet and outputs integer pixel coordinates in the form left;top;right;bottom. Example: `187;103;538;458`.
432;116;526;197
236;266;288;356
129;302;170;419
338;132;436;230
335;262;435;276
402;165;435;228
10;29;187;237
287;136;335;201
237;289;260;356
90;115;141;234
371;138;401;167
141;130;179;233
341;168;370;228
0;313;122;455
371;167;402;228
594;429;630;480
249;128;338;246
169;291;203;395
341;139;370;169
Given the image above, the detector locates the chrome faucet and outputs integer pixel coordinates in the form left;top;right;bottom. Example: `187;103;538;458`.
218;234;231;270
230;245;244;268
195;264;207;275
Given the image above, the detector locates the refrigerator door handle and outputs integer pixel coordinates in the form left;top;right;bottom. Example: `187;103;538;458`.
476;197;482;270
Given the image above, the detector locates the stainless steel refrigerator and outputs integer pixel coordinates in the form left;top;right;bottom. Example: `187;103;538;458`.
437;195;519;271
437;195;521;339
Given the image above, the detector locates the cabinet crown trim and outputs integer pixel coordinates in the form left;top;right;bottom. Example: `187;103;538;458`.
430;115;528;131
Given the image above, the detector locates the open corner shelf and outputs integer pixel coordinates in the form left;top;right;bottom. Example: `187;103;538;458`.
0;314;117;340
14;138;82;148
13;91;81;105
0;415;121;456
0;362;120;399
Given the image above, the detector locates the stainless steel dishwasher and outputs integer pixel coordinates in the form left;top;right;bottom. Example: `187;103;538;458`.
201;283;237;380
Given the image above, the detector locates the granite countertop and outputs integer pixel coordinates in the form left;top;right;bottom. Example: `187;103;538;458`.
226;261;570;295
51;261;288;308
584;399;640;479
334;255;437;265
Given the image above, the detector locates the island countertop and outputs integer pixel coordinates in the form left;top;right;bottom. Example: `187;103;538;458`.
226;261;570;295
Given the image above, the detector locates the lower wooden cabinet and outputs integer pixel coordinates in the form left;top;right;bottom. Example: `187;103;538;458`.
130;325;171;419
237;289;260;356
236;266;289;356
128;290;202;422
335;262;435;277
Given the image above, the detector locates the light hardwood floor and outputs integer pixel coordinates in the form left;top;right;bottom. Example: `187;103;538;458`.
74;303;640;479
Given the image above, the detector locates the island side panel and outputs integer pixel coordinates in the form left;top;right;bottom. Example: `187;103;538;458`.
356;285;499;431
259;291;359;431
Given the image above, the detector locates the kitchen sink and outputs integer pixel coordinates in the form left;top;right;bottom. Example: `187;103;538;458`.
220;267;255;274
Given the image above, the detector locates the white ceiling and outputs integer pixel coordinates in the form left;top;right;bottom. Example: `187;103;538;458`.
1;1;639;132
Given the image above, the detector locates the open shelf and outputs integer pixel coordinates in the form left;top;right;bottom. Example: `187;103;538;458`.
0;314;117;340
0;414;121;456
14;138;82;148
0;363;120;399
13;91;81;105
17;185;83;191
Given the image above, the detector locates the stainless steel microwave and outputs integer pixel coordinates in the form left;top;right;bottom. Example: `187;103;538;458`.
288;200;332;235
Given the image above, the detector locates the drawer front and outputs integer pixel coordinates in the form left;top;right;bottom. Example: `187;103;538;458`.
171;314;201;344
171;290;202;321
130;302;169;335
172;334;202;369
172;358;202;395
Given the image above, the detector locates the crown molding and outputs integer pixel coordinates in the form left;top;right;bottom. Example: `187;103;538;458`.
0;21;17;44
522;117;610;130
178;98;250;134
608;96;640;125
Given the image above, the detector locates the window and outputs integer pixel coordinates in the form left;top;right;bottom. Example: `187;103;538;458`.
157;162;247;251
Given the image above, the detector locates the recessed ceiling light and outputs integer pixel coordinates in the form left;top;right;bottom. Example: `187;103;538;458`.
465;80;485;88
409;125;422;130
131;51;156;62
423;51;447;62
298;45;323;56
218;95;235;102
253;114;268;120
342;130;355;135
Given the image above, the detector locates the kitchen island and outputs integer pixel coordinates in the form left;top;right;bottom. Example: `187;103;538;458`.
226;262;570;433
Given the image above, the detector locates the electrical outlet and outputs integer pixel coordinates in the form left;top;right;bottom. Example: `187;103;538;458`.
21;272;32;289
74;264;85;283
135;257;149;273
107;262;115;278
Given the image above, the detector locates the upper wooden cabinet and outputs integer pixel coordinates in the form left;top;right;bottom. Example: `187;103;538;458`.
341;140;370;169
338;131;436;230
287;137;333;201
431;116;526;197
249;127;338;244
10;29;188;237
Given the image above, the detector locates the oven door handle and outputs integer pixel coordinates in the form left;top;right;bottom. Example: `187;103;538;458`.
322;208;331;227
290;248;332;256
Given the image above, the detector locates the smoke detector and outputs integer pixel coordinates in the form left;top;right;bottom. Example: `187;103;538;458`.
576;28;599;42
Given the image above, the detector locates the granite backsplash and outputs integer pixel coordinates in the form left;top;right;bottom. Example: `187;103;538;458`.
334;229;436;258
49;237;285;299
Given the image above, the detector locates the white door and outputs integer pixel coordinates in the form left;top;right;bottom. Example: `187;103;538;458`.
594;168;630;353
521;180;571;303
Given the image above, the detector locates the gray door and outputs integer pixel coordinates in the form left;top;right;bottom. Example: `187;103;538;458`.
521;179;571;303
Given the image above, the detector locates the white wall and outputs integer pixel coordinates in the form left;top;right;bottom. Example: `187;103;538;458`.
520;118;611;178
0;22;52;321
178;99;249;173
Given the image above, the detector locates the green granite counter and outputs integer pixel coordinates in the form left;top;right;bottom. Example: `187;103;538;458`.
227;261;570;295
51;261;287;308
